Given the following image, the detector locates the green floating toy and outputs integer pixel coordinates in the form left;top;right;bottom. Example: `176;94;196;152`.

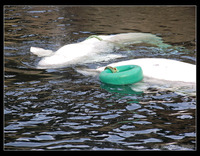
99;65;143;85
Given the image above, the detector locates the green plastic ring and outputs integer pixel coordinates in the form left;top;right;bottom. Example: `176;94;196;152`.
99;65;143;85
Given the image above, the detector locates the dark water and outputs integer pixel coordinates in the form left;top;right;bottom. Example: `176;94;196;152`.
4;6;196;151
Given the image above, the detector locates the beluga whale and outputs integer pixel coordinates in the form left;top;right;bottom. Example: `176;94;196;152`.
30;33;171;69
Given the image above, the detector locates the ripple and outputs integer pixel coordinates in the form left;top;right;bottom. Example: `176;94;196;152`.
68;116;93;120
101;114;120;120
104;134;124;142
162;102;196;110
17;135;55;141
139;138;162;143
126;103;141;111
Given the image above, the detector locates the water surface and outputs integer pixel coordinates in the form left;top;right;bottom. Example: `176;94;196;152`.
4;6;196;151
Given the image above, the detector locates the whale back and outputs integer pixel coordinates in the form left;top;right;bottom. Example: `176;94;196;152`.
97;58;196;83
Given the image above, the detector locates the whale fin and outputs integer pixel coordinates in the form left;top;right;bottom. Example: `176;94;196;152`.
30;47;54;57
76;68;100;77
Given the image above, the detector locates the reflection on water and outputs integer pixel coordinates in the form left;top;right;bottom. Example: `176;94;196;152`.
100;83;143;95
4;6;196;150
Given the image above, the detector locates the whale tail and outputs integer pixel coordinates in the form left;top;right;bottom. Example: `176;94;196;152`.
30;47;54;57
103;33;172;49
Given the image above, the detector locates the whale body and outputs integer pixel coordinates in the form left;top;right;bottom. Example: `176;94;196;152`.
96;58;196;83
76;58;196;96
30;33;171;69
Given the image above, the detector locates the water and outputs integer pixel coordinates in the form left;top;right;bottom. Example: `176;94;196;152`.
4;6;196;151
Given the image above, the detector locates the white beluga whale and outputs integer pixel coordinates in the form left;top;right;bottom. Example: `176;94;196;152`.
96;58;196;83
30;33;196;95
30;33;171;69
96;58;196;96
76;58;196;96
